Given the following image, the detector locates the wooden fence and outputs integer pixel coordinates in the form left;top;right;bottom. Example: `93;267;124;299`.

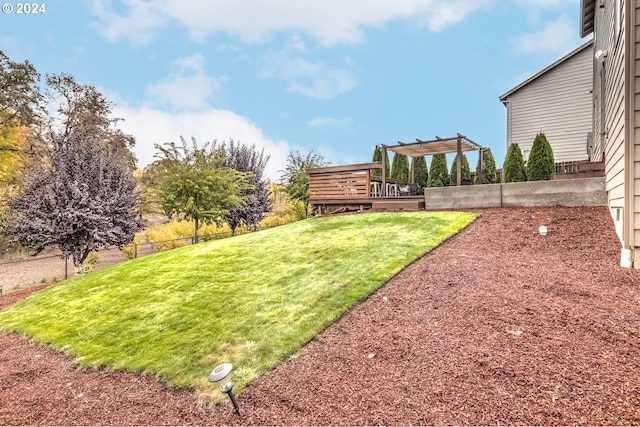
309;163;381;201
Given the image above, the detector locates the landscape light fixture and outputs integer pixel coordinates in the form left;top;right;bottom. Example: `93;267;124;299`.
209;363;240;416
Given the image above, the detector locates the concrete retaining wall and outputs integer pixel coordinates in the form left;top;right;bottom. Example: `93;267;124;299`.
423;177;606;210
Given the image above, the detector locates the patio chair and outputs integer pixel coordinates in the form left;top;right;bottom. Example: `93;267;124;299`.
370;182;381;197
386;183;400;197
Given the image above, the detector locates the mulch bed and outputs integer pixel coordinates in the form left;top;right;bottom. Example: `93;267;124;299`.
1;206;639;425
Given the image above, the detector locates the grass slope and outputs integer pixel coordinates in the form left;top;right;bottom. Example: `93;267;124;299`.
0;211;476;400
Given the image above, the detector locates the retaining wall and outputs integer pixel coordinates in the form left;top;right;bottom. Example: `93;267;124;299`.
423;177;606;210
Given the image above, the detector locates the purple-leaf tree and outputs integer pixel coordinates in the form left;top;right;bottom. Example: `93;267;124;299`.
223;140;272;236
4;131;142;268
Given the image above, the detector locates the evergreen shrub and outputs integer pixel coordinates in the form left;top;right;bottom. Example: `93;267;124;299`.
503;143;527;183
526;132;555;181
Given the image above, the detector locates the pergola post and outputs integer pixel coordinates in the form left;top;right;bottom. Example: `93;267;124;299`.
381;145;387;196
478;148;484;184
456;135;462;187
410;156;415;184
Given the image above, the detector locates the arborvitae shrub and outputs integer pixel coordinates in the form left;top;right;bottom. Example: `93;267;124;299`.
390;153;410;184
427;154;449;187
475;148;497;184
371;145;389;177
412;156;428;188
449;153;471;185
526;132;555;181
503;143;527;183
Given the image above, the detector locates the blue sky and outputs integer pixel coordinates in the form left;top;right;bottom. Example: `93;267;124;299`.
1;0;589;180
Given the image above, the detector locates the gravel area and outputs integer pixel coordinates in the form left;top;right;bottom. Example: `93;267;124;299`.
0;247;129;294
1;206;639;425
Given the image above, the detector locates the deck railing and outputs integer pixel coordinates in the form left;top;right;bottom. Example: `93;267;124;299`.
553;160;605;179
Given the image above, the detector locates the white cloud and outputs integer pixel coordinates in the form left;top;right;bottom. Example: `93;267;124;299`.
114;106;291;181
511;15;579;56
90;0;166;45
90;0;496;46
147;53;223;110
517;0;578;7
420;0;494;32
308;117;352;128
259;47;356;99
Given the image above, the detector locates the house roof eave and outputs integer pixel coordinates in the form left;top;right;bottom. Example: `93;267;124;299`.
498;39;594;104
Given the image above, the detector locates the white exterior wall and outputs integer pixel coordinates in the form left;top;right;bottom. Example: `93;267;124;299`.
502;43;594;163
589;0;640;267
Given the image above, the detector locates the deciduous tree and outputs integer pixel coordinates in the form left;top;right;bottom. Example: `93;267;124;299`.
3;131;142;268
281;150;328;219
150;137;251;243
45;73;137;168
223;140;272;236
0;50;44;127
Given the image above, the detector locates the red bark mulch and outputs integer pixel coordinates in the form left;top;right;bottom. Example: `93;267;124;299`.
1;206;639;425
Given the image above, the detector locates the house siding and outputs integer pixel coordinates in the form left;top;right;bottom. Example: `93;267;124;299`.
633;0;640;246
593;0;629;247
502;43;593;163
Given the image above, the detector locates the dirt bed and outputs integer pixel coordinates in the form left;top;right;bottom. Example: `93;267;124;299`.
1;206;639;425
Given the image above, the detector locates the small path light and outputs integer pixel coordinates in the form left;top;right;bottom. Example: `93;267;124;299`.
209;363;240;416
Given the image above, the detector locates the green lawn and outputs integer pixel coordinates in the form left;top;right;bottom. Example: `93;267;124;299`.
0;211;476;402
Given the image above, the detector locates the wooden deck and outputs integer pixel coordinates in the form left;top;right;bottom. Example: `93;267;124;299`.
311;196;425;214
308;162;426;214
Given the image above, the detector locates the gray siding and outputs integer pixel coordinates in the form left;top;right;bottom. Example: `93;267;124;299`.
592;0;639;252
633;0;640;245
503;44;593;162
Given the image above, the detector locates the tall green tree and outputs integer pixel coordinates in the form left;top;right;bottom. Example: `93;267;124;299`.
503;143;527;183
390;153;410;184
3;131;142;268
280;150;328;219
475;148;497;184
427;154;449;187
0;50;44;128
526;132;555;181
223;140;272;236
412;156;429;188
371;145;390;177
150;137;251;243
449;153;471;185
0;53;45;251
45;73;137;169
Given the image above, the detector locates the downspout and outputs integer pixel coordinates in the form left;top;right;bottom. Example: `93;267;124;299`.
600;60;607;159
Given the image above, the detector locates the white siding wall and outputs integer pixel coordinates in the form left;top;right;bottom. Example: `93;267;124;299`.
593;0;640;261
594;0;627;243
632;0;640;246
505;45;593;162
